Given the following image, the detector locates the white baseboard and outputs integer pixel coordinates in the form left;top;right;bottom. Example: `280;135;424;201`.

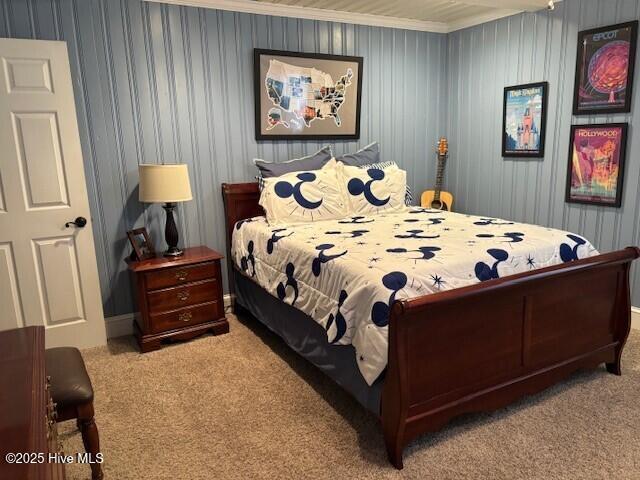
223;293;235;313
104;294;233;339
631;306;640;331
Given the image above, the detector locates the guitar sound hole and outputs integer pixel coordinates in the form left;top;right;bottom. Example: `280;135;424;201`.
431;200;443;210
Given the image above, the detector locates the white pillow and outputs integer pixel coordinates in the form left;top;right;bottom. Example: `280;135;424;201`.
339;162;407;215
259;159;347;225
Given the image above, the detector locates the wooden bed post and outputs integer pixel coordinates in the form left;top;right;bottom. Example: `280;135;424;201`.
221;183;262;303
381;302;409;469
605;260;633;375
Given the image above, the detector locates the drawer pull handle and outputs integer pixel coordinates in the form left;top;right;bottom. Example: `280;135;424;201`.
178;311;192;322
177;291;190;301
175;270;189;281
47;399;57;419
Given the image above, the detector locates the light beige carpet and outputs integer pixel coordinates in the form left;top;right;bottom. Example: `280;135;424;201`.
62;314;640;480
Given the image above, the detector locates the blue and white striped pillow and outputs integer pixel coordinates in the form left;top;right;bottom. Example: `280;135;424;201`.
358;161;413;206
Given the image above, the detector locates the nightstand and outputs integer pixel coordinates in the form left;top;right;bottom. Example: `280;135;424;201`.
126;246;229;352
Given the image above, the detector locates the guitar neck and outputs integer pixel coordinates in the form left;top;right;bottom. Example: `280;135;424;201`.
433;154;446;200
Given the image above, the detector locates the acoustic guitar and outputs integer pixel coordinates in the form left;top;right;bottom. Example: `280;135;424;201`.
421;137;454;211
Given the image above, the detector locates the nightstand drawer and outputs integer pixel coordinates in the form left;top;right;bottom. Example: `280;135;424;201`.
146;261;218;290
147;278;220;314
149;301;223;333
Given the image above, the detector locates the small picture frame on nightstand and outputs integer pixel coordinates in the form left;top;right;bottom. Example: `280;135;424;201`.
127;228;156;261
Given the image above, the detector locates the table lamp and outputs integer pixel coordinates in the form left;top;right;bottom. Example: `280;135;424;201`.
138;164;193;257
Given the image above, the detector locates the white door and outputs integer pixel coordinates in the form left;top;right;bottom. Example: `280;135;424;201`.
0;39;106;348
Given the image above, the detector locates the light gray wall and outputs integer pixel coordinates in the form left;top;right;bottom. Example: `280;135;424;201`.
0;0;448;316
447;0;640;304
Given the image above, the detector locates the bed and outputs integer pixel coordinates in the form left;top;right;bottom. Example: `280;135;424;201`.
222;181;638;469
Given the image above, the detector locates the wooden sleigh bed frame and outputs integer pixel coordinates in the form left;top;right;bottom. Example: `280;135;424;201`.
222;182;639;469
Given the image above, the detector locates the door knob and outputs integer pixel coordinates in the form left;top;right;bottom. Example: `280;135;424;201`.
65;216;87;228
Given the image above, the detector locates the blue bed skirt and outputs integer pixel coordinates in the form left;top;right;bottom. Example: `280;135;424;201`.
234;272;384;415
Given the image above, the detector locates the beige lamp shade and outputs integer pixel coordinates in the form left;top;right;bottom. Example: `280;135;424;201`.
138;164;193;203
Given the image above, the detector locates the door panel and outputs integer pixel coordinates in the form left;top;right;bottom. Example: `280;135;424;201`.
32;236;85;327
0;39;105;348
3;57;54;93
0;242;24;330
0;173;5;212
13;112;69;209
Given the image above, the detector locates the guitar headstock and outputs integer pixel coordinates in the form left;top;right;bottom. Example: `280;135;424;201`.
437;137;448;156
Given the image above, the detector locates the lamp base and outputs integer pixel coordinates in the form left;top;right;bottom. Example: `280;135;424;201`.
162;202;183;257
164;246;184;257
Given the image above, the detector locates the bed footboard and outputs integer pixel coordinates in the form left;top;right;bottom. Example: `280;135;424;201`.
382;247;639;469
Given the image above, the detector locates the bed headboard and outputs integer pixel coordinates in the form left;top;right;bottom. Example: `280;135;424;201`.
221;182;263;295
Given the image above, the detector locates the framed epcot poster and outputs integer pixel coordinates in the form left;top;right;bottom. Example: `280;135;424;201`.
572;21;638;115
502;81;548;158
254;49;363;141
565;123;628;207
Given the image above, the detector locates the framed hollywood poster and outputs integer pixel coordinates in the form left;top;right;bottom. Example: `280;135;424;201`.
572;21;638;115
502;81;548;158
565;123;628;207
254;49;363;141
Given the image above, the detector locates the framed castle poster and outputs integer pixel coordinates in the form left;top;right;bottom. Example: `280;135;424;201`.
565;123;628;207
502;82;548;158
572;21;638;115
254;49;363;141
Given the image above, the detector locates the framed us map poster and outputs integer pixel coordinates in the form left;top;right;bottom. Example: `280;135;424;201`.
572;21;638;115
254;49;363;141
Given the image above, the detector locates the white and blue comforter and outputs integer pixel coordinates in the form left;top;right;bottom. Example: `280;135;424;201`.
231;208;598;385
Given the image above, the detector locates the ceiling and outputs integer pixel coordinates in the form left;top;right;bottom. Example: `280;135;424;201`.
148;0;559;32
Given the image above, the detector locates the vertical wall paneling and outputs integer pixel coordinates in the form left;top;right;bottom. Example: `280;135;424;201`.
447;0;640;305
1;0;448;316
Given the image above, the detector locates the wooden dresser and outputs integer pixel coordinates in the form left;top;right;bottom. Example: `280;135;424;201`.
0;327;65;480
127;246;229;352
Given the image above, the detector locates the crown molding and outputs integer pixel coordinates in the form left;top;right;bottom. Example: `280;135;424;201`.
144;0;448;32
144;0;531;33
446;8;522;32
449;0;551;10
